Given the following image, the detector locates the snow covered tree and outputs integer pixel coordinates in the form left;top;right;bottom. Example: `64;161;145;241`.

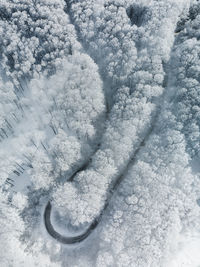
0;76;20;142
0;1;200;266
0;0;78;85
52;0;188;226
29;51;106;188
169;1;200;158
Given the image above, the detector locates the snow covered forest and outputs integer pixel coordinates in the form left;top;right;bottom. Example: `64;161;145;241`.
0;0;200;266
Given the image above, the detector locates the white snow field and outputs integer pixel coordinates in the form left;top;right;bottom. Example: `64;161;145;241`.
0;0;200;266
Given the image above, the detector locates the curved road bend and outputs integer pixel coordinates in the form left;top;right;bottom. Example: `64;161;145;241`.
44;201;99;244
43;127;154;244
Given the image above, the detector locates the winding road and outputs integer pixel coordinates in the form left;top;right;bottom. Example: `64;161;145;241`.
43;0;183;245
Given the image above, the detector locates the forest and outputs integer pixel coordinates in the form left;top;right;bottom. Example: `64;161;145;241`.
0;0;200;266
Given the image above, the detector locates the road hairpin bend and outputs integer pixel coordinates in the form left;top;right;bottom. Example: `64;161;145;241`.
43;124;155;244
44;201;99;244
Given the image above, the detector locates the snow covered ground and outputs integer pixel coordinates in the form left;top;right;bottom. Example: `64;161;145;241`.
0;0;200;266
